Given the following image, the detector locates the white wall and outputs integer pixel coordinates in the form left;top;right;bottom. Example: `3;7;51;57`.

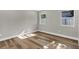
0;10;37;40
0;10;78;40
39;10;79;40
77;10;79;38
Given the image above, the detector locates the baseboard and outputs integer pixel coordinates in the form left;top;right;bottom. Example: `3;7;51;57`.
39;30;79;41
0;30;78;41
0;30;38;41
0;35;18;41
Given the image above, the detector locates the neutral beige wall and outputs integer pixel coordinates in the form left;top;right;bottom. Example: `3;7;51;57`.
0;10;78;40
0;10;37;39
77;10;79;38
39;10;79;38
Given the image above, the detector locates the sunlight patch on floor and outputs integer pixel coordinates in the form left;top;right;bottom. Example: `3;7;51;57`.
56;43;67;49
17;33;36;39
43;41;67;49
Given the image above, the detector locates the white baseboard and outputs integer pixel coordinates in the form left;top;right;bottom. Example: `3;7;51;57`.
0;30;78;41
0;35;18;41
0;30;37;41
40;30;79;41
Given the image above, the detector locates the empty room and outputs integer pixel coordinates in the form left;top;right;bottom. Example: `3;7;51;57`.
0;10;78;49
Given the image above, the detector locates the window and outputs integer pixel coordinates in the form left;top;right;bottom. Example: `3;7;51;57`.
61;10;75;27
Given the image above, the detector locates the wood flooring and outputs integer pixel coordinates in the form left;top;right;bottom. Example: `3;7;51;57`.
0;31;78;49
